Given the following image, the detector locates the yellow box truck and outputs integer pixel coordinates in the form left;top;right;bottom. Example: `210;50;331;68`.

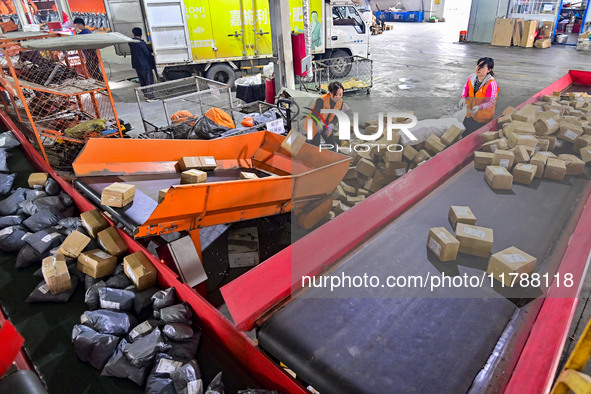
104;0;371;84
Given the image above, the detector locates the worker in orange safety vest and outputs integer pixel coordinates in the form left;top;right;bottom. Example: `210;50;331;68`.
458;57;499;135
307;81;346;147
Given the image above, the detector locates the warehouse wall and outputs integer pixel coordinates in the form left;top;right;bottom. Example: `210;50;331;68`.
466;0;509;43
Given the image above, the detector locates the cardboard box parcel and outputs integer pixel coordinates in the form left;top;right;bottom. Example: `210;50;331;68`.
281;129;306;156
97;227;128;257
42;254;71;295
124;251;158;291
80;209;110;238
485;166;513;190
427;227;460;262
57;230;90;258
455;223;494;258
78;249;117;278
487;246;537;286
28;172;48;188
101;182;136;208
448;206;477;230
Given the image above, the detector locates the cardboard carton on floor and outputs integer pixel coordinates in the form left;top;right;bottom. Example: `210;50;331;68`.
427;227;460;262
181;169;207;184
512;17;525;46
425;134;446;155
228;227;260;268
487;246;537;286
441;125;463;146
482;138;509;153
581;146;591;163
97;227;128;257
384;149;403;162
543;158;567;181
491;18;516;46
534;38;551;48
57;230;90;258
42;254;71;295
492;150;515;169
28;173;48;188
81;209;110;238
512;163;537;185
485;166;513;190
448;206;477;230
281;130;306;156
474;151;494;170
530;153;549;178
540;21;554;38
78;249;118;278
556;122;583;143
101;183;136;208
124;251;158;291
455;223;494;258
558;154;585;175
520;20;538;47
512;146;530;163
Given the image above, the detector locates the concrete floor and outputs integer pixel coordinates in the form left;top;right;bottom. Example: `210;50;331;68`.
101;20;591;381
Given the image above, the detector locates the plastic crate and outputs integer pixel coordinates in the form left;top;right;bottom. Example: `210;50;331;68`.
406;11;424;22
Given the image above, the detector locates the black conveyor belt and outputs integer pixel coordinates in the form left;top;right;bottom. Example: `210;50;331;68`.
258;162;591;393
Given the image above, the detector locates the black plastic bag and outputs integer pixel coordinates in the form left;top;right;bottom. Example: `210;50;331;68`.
58;217;83;229
44;177;61;196
99;287;135;311
106;273;133;289
166;331;202;362
23;208;63;232
72;324;120;370
128;319;159;343
25;228;65;254
33;196;66;212
59;192;74;208
85;281;106;310
0;188;26;215
123;327;171;368
68;262;85;283
19;200;38;216
81;310;137;336
152;287;176;311
134;287;159;315
238;390;281;394
205;372;224;394
26;279;78;303
102;339;149;386
162;323;194;341
0;214;24;228
188;116;230;140
145;353;184;394
0;131;20;150
0;225;28;252
0;149;8;172
85;274;102;291
171;360;202;394
24;189;46;201
15;244;44;269
0;173;15;194
156;303;193;324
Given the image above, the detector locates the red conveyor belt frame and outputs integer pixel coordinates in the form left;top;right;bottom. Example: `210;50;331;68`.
221;70;591;393
0;111;307;393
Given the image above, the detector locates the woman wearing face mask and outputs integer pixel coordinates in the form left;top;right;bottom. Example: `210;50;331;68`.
308;81;345;147
459;57;499;135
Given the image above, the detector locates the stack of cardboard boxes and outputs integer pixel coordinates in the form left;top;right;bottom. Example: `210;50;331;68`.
327;120;463;220
474;92;591;191
428;206;537;287
491;18;553;49
42;208;158;295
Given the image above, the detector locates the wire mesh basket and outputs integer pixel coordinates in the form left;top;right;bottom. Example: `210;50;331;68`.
298;55;373;94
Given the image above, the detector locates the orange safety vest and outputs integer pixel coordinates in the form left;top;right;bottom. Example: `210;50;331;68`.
466;76;499;123
307;93;343;137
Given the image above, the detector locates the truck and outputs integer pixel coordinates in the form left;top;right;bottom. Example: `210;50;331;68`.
103;0;371;85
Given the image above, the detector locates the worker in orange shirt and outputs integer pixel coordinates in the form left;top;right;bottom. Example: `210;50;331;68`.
458;57;499;135
307;81;345;147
